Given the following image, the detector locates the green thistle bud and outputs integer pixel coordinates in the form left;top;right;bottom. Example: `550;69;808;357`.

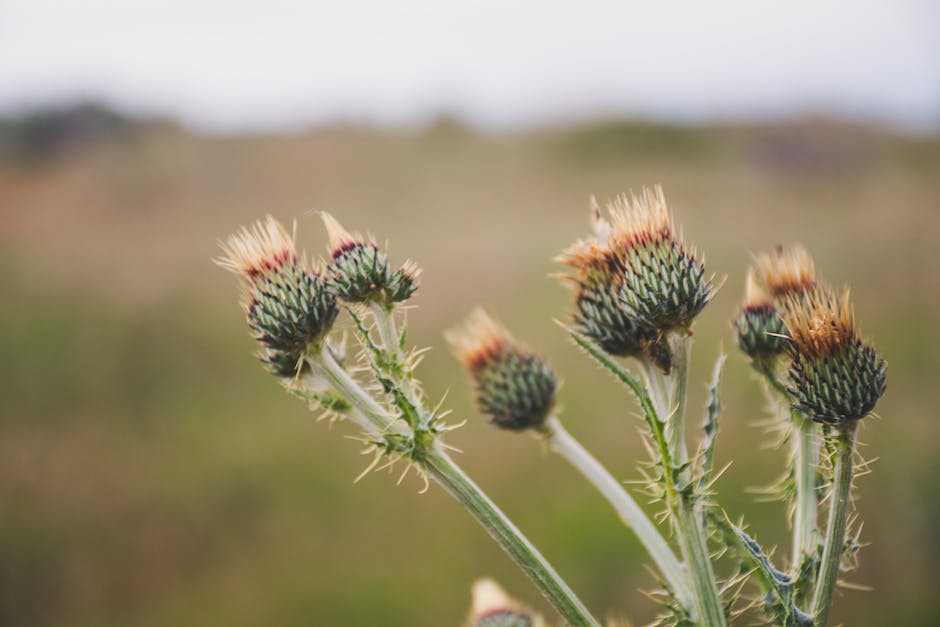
322;213;419;306
779;288;887;425
557;187;712;371
447;310;557;431
385;263;420;303
217;216;339;366
608;186;714;331
733;269;788;364
466;579;545;627
246;263;338;353
563;242;650;357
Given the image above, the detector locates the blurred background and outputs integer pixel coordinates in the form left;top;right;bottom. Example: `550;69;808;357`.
1;1;938;625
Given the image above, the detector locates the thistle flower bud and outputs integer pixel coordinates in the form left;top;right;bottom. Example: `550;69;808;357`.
246;263;339;353
466;579;545;627
321;213;419;306
779;287;886;425
559;239;655;359
606;186;714;332
218;216;339;361
733;269;788;364
557;187;712;372
447;310;557;431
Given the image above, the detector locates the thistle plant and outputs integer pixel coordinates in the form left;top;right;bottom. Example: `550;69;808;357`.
217;186;886;626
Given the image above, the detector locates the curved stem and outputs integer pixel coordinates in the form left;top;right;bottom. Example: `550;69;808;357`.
570;331;725;626
311;344;597;626
544;416;692;607
308;347;404;435
811;422;858;626
424;447;600;626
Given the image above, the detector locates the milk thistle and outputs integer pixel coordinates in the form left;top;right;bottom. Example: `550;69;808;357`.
217;188;886;627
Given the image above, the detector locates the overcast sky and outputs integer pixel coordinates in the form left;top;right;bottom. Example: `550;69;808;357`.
1;0;938;131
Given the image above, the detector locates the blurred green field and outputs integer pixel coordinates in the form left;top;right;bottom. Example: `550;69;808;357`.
1;114;938;626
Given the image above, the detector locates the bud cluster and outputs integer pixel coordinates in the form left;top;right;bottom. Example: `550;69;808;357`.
448;310;557;431
778;287;887;425
558;186;713;372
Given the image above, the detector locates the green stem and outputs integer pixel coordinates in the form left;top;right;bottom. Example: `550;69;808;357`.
811;422;858;626
571;331;723;626
667;333;692;469
665;333;725;627
423;447;599;627
755;364;819;603
640;357;670;425
308;347;405;436
369;301;402;360
544;416;692;607
792;409;819;579
675;502;726;627
369;302;427;426
313;342;597;626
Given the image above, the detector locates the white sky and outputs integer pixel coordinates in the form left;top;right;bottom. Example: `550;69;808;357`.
1;0;938;131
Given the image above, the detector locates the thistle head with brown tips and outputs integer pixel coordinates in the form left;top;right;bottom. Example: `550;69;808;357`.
778;286;886;425
557;186;714;372
606;186;714;332
448;310;557;432
557;237;662;365
217;216;338;376
321;213;419;308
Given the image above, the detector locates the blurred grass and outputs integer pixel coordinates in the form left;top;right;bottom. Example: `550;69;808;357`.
1;114;938;626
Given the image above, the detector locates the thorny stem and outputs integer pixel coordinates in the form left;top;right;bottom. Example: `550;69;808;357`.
368;302;428;427
307;346;405;436
543;416;692;608
573;332;724;626
676;502;725;627
369;301;402;362
424;446;600;626
756;363;820;601
811;422;858;626
708;511;814;626
792;408;819;586
665;333;725;627
314;338;598;626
